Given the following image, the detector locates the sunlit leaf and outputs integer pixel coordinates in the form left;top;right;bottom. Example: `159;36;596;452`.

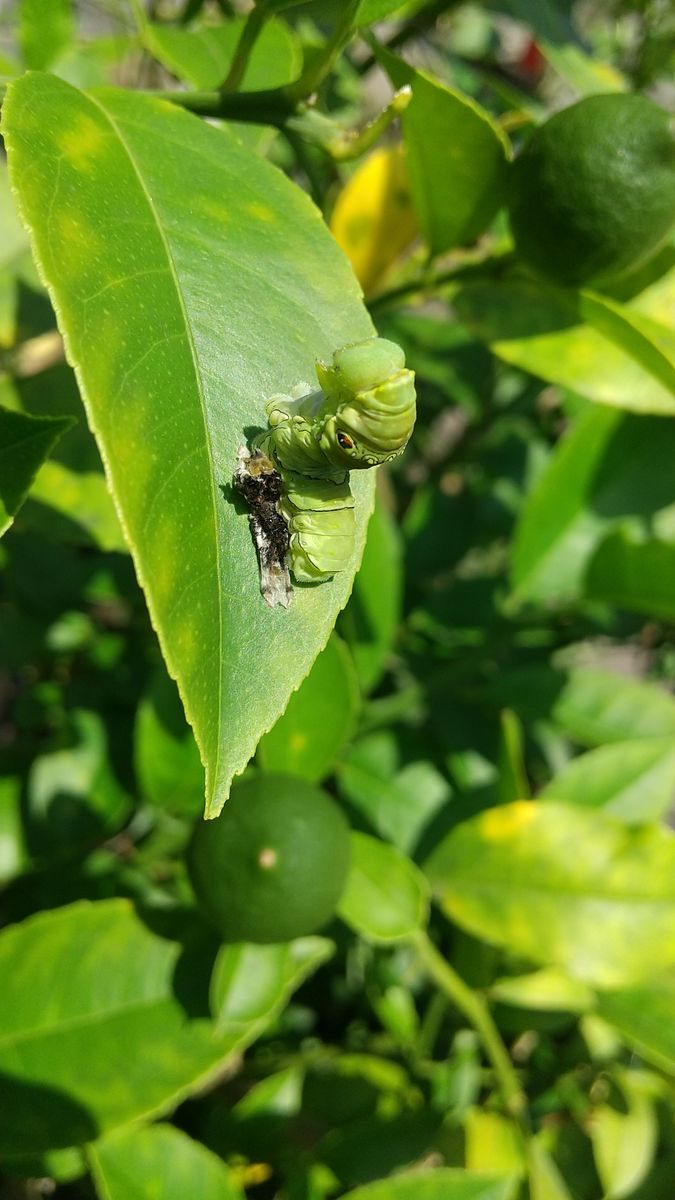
0;899;274;1155
3;73;374;815
541;737;675;823
596;973;675;1074
425;800;675;987
342;1169;518;1200
90;1123;245;1200
588;1068;658;1200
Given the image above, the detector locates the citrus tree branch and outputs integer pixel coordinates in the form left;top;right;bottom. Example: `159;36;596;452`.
411;929;527;1123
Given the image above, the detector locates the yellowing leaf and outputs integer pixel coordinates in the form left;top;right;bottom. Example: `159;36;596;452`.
331;145;418;294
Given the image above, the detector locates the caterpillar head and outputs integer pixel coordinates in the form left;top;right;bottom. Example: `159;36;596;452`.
316;337;416;470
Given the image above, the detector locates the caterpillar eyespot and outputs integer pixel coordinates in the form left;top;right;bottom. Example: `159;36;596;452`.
235;337;416;608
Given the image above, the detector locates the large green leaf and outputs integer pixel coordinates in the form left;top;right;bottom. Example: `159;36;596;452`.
0;899;283;1156
541;738;675;823
89;1123;244;1200
256;634;359;781
454;282;675;415
376;47;510;255
596;974;675;1074
2;73;374;816
342;1170;518;1200
511;406;675;605
142;16;301;91
425;801;675;988
0;405;72;537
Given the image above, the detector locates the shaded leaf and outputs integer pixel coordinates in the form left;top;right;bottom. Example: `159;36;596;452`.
27;709;132;854
3;73;374;815
455;281;675;415
0;405;72;537
541;738;675;823
20;0;74;69
90;1123;244;1200
376;47;510;255
511;406;675;605
425;800;675;987
257;635;359;782
586;529;675;620
339;499;404;693
134;666;205;816
337;733;450;854
338;831;429;941
143;16;300;91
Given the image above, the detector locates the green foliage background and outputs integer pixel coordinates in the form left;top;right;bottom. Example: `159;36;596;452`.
0;1;674;1198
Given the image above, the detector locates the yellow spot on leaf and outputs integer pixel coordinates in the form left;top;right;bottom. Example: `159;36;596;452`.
331;144;418;295
290;732;307;753
480;800;535;841
57;114;105;169
247;201;275;222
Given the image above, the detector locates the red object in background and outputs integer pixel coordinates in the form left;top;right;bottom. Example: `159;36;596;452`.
518;37;546;82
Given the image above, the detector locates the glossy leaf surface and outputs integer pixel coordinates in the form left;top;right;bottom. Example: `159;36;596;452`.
338;831;429;941
3;73;374;815
425;801;675;987
90;1123;244;1200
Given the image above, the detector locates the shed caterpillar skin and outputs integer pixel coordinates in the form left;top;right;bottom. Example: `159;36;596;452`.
236;337;416;607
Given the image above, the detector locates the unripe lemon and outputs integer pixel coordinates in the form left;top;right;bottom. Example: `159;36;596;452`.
508;93;675;287
188;774;351;943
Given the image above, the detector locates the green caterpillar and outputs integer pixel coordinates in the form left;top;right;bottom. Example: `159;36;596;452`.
236;337;416;607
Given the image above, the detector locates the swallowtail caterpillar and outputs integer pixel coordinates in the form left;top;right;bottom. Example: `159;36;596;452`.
235;337;416;608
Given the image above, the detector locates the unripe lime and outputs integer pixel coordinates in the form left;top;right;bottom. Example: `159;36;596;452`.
508;93;675;286
188;774;351;943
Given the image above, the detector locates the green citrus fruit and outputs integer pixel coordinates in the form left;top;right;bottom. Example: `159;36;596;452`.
188;774;351;943
508;93;675;287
